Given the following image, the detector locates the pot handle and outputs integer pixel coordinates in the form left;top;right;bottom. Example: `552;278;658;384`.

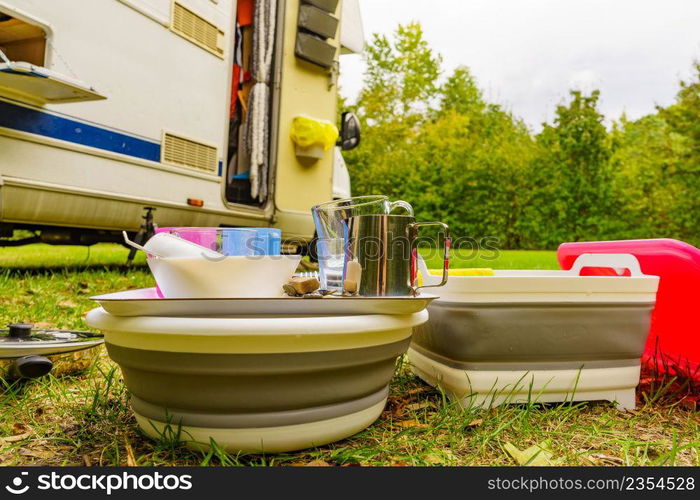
14;355;53;379
407;221;450;295
388;200;414;216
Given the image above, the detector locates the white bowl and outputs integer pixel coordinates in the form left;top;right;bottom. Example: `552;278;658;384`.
148;255;302;298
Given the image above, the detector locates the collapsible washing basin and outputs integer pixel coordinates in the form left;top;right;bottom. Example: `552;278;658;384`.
558;239;700;381
86;308;428;453
409;254;659;409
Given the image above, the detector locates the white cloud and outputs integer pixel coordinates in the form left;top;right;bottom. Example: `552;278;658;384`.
338;0;700;130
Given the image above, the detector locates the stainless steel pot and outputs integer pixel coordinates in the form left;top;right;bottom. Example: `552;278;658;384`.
345;215;449;296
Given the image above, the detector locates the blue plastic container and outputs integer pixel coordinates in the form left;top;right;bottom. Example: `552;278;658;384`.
221;228;281;256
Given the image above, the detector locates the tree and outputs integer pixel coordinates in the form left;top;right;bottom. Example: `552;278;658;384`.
608;114;691;240
654;62;700;242
439;66;485;117
345;23;443;199
660;62;700;159
519;90;613;247
358;22;442;127
345;26;535;245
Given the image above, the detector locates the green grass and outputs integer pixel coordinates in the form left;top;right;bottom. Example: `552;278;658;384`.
0;244;698;466
0;243;147;269
423;248;559;270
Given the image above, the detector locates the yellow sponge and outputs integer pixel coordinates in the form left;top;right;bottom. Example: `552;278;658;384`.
430;268;495;277
417;268;495;286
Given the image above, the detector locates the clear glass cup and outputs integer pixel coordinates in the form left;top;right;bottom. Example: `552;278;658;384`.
316;238;346;290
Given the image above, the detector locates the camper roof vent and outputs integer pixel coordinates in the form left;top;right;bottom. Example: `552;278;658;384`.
171;1;224;58
162;131;218;174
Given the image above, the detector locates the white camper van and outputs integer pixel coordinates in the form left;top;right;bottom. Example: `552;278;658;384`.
0;0;362;251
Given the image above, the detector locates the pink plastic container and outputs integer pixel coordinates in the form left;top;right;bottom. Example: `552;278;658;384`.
155;227;218;251
557;239;700;381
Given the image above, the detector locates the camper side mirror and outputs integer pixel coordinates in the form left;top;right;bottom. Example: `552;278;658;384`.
339;112;361;151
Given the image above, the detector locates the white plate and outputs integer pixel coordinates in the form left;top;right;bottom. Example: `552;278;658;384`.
91;288;438;317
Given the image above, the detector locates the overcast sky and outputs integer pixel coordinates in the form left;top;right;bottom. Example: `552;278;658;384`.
338;0;700;131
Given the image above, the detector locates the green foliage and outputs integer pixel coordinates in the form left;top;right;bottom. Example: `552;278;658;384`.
608;115;693;241
359;22;442;126
518;90;613;247
344;23;700;249
408;105;534;248
344;23;442;200
439;66;485;116
345;24;535;248
660;62;700;159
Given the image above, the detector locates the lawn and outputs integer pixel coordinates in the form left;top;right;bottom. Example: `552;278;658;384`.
0;244;698;466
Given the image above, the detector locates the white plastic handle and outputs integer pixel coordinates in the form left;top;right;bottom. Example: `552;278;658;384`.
569;253;643;277
417;255;441;286
122;231;164;259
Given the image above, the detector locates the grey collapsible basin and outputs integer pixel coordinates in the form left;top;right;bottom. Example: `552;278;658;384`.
410;254;659;409
87;308;428;453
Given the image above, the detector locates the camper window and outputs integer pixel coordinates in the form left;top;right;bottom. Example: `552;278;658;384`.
0;13;46;66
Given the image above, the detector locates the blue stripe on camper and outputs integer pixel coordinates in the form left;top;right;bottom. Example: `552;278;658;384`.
0;99;161;162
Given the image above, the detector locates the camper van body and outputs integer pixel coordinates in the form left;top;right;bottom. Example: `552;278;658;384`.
0;0;362;247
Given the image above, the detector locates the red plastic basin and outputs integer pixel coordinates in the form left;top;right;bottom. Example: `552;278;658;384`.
558;239;700;382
